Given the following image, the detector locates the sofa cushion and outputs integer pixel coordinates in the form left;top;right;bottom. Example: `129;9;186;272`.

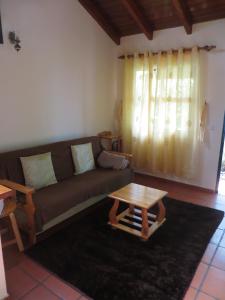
71;143;95;174
20;153;57;190
0;161;6;179
32;168;134;231
97;151;129;170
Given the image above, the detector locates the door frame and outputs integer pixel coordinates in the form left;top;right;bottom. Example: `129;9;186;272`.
216;112;225;192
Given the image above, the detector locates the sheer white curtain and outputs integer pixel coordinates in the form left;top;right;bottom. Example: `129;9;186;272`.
122;48;204;178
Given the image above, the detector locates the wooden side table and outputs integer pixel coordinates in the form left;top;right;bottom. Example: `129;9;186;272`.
0;185;24;252
98;131;122;152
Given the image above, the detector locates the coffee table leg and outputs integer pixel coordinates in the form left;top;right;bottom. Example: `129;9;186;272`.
109;199;119;225
157;199;166;222
141;208;149;240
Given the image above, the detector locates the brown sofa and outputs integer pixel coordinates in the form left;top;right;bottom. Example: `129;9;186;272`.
0;136;133;245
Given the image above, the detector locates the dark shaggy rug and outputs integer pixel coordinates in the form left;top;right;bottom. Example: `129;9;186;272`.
27;198;224;300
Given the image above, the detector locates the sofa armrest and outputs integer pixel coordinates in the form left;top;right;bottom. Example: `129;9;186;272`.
105;151;133;162
0;179;35;195
0;179;36;245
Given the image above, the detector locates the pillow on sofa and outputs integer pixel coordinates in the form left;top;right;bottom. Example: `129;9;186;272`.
97;151;129;170
20;152;57;190
71;143;95;175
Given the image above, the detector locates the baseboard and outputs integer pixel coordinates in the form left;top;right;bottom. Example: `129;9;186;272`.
135;171;216;194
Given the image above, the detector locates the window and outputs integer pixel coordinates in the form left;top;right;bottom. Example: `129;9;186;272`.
133;66;193;139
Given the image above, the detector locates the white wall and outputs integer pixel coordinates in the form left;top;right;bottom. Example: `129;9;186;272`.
117;19;225;190
0;0;117;152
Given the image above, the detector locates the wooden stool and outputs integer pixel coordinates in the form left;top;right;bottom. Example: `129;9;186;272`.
0;185;24;252
108;183;168;241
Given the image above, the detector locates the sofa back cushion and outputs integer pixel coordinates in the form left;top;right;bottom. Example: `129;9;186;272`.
97;151;129;170
0;136;102;184
71;143;95;175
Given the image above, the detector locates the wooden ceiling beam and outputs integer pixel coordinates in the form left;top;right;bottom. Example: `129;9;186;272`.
121;0;153;40
171;0;192;34
78;0;121;45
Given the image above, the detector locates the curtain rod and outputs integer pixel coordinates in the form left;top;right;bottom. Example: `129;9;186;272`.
118;45;216;59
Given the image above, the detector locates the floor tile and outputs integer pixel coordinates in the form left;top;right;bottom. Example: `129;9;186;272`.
196;291;215;300
220;233;225;247
202;243;217;264
22;285;60;300
3;245;26;271
212;246;225;271
218;217;225;230
44;275;81;300
191;263;208;289
19;257;50;282
210;229;223;244
6;267;38;299
183;287;197;300
201;266;225;300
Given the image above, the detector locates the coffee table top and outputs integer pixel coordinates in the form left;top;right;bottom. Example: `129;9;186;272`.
108;183;168;209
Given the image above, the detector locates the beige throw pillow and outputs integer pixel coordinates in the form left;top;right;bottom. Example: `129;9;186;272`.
20;152;57;190
71;143;95;175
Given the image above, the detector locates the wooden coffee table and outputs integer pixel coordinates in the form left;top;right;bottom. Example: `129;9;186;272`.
108;183;168;240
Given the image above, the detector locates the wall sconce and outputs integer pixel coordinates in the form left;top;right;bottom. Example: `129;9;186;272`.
8;31;21;51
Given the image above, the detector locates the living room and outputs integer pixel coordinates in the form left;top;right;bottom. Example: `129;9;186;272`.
0;0;225;300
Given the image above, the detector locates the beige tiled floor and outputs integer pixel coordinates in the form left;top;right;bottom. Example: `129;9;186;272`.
3;174;225;300
183;216;225;300
5;257;88;299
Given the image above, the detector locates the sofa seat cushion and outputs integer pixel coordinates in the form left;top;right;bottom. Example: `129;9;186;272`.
33;168;133;231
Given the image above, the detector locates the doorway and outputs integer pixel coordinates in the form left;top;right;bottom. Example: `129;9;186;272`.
217;113;225;195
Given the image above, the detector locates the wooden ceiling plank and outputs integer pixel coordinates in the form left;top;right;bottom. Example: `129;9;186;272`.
78;0;121;45
171;0;192;34
121;0;153;40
